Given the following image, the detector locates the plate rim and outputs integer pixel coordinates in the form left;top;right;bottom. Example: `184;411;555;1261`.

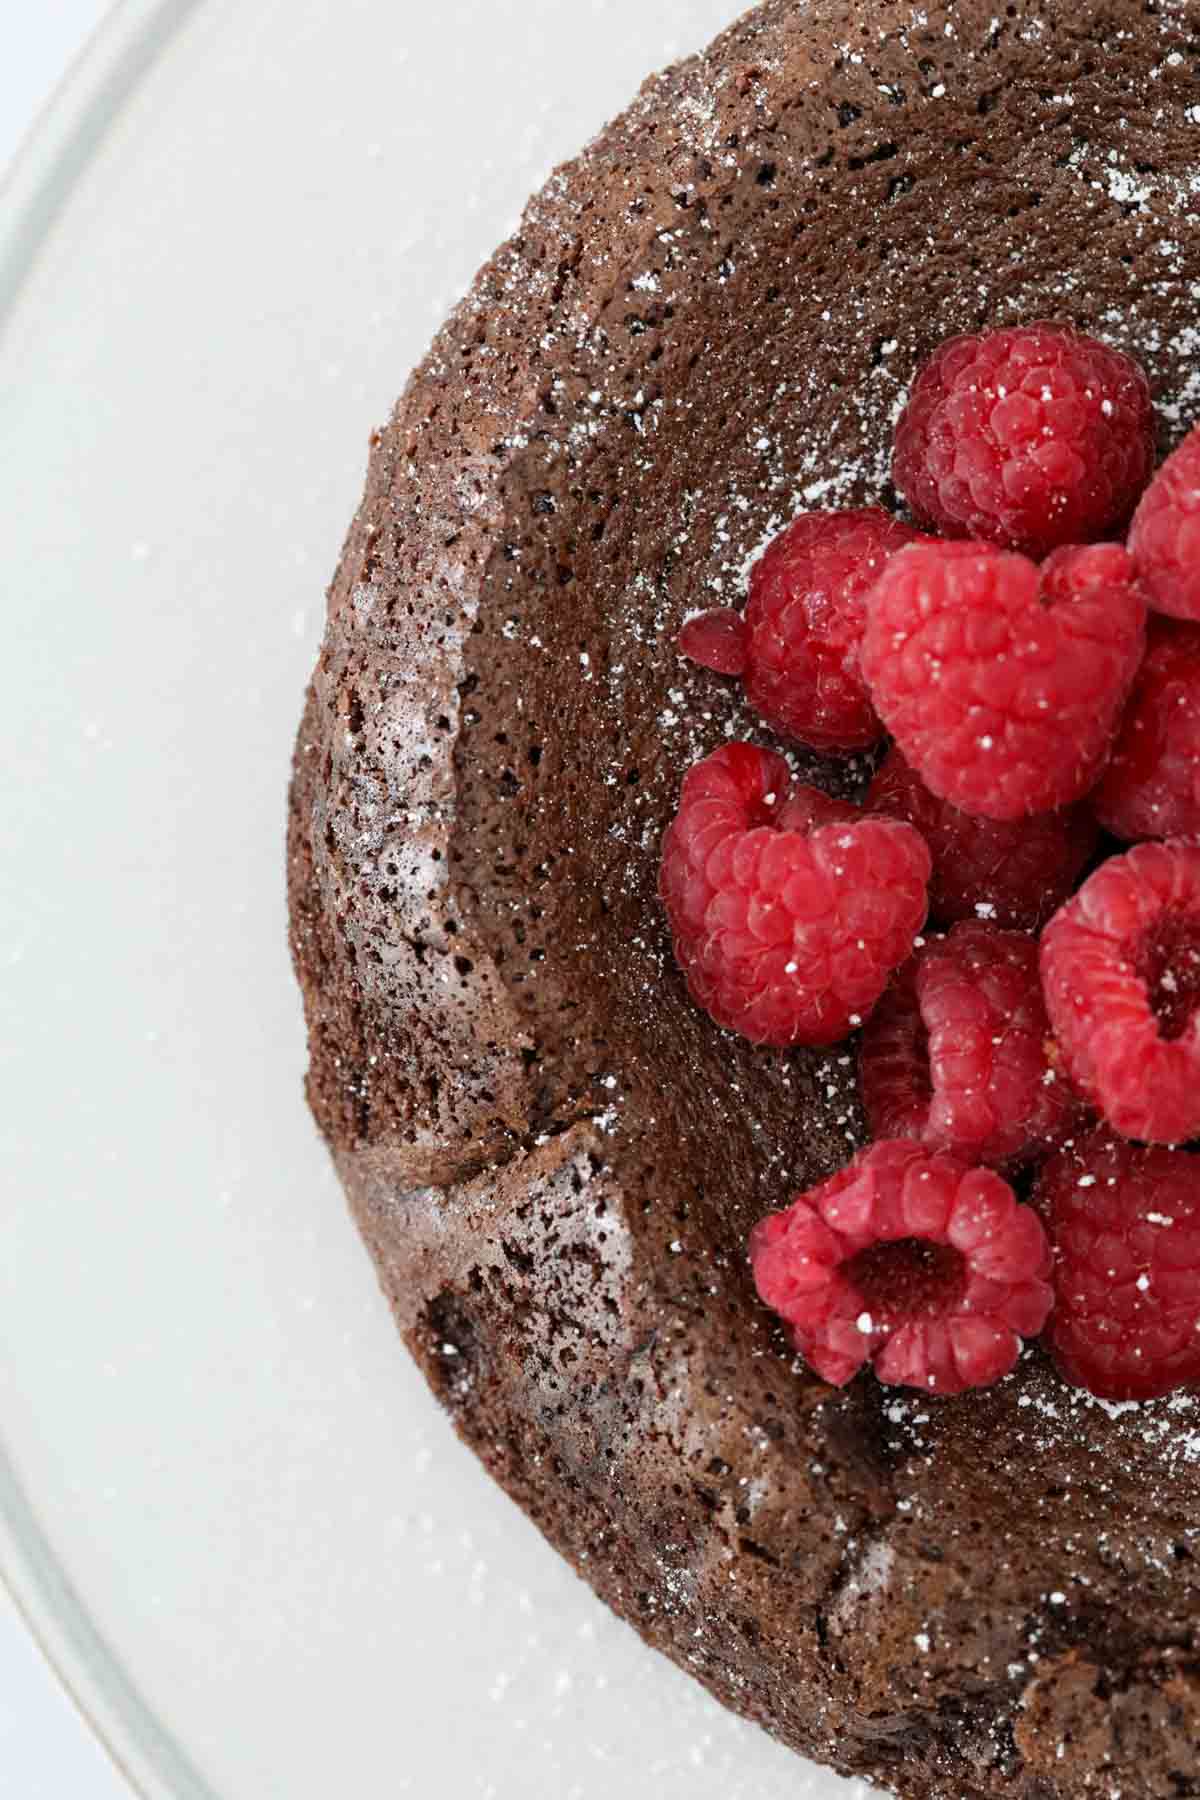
0;0;203;333
0;7;219;1793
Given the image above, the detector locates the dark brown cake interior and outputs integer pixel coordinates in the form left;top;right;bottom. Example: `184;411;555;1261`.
289;3;1200;1793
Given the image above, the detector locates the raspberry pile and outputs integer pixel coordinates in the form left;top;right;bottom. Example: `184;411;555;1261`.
663;321;1200;1402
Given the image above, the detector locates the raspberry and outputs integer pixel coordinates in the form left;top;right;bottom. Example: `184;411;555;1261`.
1036;1131;1200;1400
860;923;1081;1167
750;1140;1053;1392
1091;618;1200;842
860;540;1146;821
867;744;1098;931
1128;425;1200;621
773;785;858;834
659;743;930;1046
680;510;924;752
678;608;748;675
1040;840;1200;1144
893;323;1155;559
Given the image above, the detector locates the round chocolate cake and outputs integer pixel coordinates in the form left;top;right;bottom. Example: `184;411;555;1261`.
288;2;1200;1793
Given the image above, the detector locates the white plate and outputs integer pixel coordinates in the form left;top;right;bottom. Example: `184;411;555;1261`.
0;4;871;1796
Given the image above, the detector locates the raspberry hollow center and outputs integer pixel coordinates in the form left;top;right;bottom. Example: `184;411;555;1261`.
749;789;784;830
1137;914;1200;1041
846;1238;967;1323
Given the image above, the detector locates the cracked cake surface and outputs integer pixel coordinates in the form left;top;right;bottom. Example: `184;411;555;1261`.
288;2;1200;1792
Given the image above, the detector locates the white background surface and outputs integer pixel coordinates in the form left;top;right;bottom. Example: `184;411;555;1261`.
1;3;112;169
2;18;128;1800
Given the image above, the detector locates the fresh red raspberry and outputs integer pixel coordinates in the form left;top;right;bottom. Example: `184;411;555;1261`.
750;1140;1053;1392
659;743;930;1046
1091;618;1200;842
679;510;925;752
1036;1130;1200;1401
1128;425;1200;621
867;744;1099;931
860;540;1146;821
1040;840;1200;1144
678;608;748;675
773;785;857;834
893;323;1155;559
859;923;1081;1168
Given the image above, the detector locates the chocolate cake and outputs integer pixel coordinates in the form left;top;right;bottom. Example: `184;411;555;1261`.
287;2;1200;1792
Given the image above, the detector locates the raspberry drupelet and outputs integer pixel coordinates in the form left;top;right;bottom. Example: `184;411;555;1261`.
893;322;1155;558
867;744;1098;931
679;509;924;752
1036;1130;1200;1401
1040;839;1200;1144
859;922;1080;1168
860;539;1146;821
750;1140;1053;1393
1128;424;1200;622
1091;618;1200;843
659;743;930;1046
678;607;748;676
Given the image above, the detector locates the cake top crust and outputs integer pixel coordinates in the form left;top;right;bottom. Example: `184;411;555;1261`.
288;3;1200;1792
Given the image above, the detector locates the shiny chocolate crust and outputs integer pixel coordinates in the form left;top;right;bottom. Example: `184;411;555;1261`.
288;3;1200;1793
